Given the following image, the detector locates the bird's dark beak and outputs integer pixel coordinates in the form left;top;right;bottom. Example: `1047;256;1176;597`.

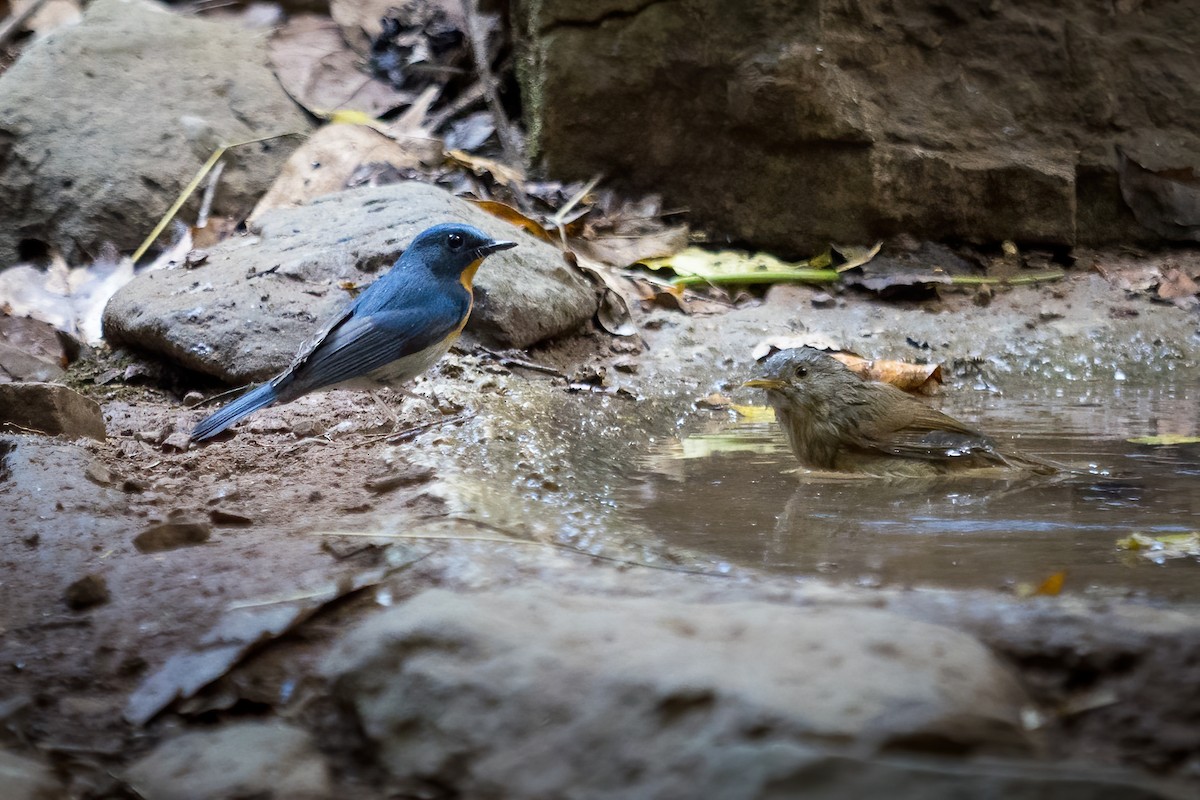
743;378;786;390
476;239;517;258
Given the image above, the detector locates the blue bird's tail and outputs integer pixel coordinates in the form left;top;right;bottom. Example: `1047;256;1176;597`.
191;382;278;441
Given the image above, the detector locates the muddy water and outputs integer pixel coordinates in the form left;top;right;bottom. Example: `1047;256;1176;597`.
621;381;1200;600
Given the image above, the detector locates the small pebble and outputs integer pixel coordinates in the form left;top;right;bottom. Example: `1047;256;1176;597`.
65;574;110;610
810;292;835;308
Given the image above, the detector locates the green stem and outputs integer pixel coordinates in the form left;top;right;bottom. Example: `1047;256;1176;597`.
948;270;1066;286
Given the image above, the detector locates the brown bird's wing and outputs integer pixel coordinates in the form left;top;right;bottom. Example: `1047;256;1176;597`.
841;383;1010;465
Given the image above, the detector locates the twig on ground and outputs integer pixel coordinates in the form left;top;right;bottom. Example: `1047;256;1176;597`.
474;345;567;378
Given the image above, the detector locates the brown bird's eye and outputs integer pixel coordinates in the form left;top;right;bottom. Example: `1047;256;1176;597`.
794;365;808;378
447;232;465;251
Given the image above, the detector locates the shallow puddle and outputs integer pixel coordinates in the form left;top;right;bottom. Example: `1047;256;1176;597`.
621;381;1200;600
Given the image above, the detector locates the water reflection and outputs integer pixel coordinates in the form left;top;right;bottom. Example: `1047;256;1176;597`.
622;382;1200;600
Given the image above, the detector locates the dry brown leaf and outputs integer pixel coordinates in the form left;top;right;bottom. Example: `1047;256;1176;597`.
1157;266;1199;300
249;124;429;223
830;353;944;395
468;199;556;244
573;225;690;268
568;252;637;336
269;15;412;118
445;148;525;188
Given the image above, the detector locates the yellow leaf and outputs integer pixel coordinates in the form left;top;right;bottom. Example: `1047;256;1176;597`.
1035;570;1065;596
1116;532;1200;560
833;240;883;273
640;247;813;279
1126;434;1200;445
731;404;776;423
326;109;378;126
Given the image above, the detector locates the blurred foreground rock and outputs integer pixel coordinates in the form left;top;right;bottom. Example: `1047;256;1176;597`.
103;183;598;382
0;749;63;800
324;588;1031;797
0;0;309;265
124;722;332;800
516;0;1200;250
0;382;105;440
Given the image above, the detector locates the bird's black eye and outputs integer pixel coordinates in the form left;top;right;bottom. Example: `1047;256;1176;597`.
794;365;808;378
447;232;465;251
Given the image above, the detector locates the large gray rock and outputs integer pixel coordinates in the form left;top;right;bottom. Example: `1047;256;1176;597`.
123;722;332;800
323;588;1031;798
102;182;599;382
516;0;1200;250
0;0;310;265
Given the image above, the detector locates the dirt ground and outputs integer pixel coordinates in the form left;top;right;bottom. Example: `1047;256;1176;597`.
2;259;1199;796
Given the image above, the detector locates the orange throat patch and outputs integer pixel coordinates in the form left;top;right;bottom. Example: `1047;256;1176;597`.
453;258;484;335
460;258;483;291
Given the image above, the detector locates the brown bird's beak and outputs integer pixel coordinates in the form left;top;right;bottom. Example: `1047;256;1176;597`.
476;239;517;258
743;378;786;390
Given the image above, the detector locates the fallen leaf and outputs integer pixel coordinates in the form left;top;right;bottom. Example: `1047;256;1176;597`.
833;240;883;273
573;225;690;268
695;392;732;410
269;15;412;118
249;124;431;222
1157;267;1199;301
830;353;944;395
1035;570;1066;596
445;148;526;188
468;199;556;244
1015;570;1066;598
641;247;835;285
1116;532;1200;561
731;404;777;424
1126;434;1200;446
677;432;786;460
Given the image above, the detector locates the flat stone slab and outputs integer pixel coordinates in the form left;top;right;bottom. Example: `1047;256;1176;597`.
102;182;599;383
324;588;1031;797
0;382;106;440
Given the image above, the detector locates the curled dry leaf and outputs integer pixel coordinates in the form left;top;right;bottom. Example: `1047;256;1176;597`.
1157;266;1199;302
269;15;413;118
467;199;556;244
572;225;689;269
1116;532;1200;561
445;148;525;188
829;352;944;395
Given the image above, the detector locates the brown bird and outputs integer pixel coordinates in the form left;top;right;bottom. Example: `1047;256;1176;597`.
744;347;1059;477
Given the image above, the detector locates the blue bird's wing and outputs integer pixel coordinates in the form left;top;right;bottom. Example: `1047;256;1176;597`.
280;305;463;397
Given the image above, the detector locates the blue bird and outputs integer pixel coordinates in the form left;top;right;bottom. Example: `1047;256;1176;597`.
191;223;516;441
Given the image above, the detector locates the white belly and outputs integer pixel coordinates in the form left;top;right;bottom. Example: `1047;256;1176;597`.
338;336;457;390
